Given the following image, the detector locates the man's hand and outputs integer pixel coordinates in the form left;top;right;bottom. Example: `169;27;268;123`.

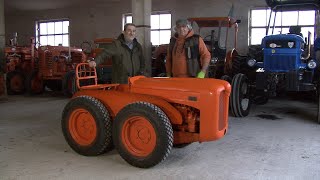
88;61;96;68
196;71;205;78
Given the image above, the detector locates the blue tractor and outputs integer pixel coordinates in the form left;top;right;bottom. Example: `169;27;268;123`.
248;0;320;123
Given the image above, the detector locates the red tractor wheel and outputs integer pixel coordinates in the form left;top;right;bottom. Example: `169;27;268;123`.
62;96;113;156
26;71;44;95
6;71;25;95
113;102;173;168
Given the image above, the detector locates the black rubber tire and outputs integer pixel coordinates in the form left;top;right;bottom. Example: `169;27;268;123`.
230;73;251;117
62;71;77;97
62;95;113;156
220;75;232;84
173;143;191;148
6;71;25;95
113;102;173;168
25;71;44;95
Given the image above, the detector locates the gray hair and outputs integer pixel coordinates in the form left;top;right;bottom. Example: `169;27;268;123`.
124;23;136;31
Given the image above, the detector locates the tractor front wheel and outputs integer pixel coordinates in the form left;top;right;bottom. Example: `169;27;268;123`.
6;71;25;95
63;71;77;97
113;102;173;168
317;93;320;124
62;96;113;156
26;71;44;95
230;73;251;117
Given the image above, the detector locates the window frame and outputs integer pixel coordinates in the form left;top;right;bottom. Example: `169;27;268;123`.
249;8;316;45
123;11;172;45
35;19;70;47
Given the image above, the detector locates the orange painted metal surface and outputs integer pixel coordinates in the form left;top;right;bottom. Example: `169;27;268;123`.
5;37;36;74
69;108;97;146
73;63;231;144
121;116;156;157
37;46;86;79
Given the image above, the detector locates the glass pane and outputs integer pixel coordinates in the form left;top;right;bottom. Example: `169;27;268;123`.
267;10;276;27
55;35;63;46
159;30;171;44
274;12;283;26
63;21;69;34
63;35;69;46
299;11;315;25
151;15;160;29
301;27;314;42
47;35;54;46
251;10;267;27
126;16;132;23
159;14;171;29
282;27;289;34
55;21;63;34
40;23;47;35
151;31;160;45
40;36;47;46
47;22;54;34
268;27;282;35
251;28;266;45
282;11;298;26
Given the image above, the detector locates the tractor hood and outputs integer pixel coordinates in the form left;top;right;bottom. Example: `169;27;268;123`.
128;76;231;106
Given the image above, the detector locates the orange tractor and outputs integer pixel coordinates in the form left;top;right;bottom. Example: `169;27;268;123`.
5;36;37;94
26;45;87;96
62;63;231;168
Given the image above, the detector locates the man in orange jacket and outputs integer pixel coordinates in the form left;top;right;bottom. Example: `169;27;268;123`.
166;19;211;78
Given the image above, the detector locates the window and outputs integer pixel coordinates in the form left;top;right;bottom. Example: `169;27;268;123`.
124;12;171;45
36;19;70;47
249;9;315;45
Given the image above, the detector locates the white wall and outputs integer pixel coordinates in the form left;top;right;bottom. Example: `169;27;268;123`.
5;0;267;53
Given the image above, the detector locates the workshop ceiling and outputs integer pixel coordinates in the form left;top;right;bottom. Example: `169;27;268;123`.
5;0;121;12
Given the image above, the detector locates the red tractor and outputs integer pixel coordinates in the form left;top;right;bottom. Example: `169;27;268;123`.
62;63;231;168
5;37;37;94
26;45;87;96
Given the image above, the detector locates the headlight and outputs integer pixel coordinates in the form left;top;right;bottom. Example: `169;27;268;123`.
247;58;256;67
307;60;317;69
211;57;218;64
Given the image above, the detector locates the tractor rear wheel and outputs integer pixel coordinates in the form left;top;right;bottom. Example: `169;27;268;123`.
230;73;251;117
221;75;232;84
317;93;320;124
62;96;113;156
26;71;44;95
113;102;173;168
6;71;25;95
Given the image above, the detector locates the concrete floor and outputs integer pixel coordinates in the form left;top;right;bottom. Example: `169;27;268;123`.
1;94;320;179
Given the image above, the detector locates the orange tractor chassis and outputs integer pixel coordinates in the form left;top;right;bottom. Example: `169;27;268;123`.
62;63;231;168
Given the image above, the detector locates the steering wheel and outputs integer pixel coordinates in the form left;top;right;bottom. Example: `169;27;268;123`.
81;41;92;54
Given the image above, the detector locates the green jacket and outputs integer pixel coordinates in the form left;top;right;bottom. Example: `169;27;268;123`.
95;34;145;84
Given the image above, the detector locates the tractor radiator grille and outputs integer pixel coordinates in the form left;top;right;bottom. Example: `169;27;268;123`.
264;55;296;71
219;91;227;131
45;52;53;69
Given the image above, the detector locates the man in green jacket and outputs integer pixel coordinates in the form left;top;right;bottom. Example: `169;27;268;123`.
89;23;145;84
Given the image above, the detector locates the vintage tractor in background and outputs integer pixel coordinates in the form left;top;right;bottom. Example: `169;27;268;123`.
151;44;167;77
62;63;231;168
188;17;256;117
5;34;37;94
247;0;320;123
26;45;86;96
81;38;114;84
